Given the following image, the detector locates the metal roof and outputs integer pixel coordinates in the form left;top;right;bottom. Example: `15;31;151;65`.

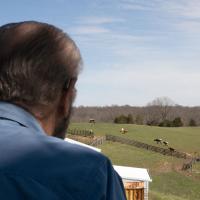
114;165;152;182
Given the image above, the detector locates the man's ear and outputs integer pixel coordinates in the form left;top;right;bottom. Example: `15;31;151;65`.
58;78;77;117
58;90;71;117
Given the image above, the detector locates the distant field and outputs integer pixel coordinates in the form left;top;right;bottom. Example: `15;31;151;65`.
69;123;200;154
69;123;200;200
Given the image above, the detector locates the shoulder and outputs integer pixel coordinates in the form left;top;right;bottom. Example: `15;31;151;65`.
33;136;115;199
41;135;106;163
0;128;126;199
27;134;109;178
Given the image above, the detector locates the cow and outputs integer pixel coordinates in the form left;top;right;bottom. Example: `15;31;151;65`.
163;141;168;146
154;138;162;144
89;119;95;124
120;128;128;134
169;147;175;152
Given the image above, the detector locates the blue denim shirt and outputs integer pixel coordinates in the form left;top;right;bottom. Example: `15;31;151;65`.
0;102;126;200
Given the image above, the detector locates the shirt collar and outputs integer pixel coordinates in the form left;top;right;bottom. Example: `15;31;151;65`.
0;101;46;136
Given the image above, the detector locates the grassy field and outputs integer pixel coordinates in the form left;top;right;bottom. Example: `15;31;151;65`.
69;123;200;154
68;123;200;200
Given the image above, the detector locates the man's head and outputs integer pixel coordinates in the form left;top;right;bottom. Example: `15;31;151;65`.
0;21;82;138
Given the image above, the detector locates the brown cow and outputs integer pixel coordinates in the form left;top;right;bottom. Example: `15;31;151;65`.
120;128;128;134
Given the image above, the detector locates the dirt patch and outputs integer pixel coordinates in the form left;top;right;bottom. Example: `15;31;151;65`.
155;161;173;174
66;135;98;145
153;160;183;175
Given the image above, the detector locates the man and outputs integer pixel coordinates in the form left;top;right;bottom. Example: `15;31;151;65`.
0;21;126;199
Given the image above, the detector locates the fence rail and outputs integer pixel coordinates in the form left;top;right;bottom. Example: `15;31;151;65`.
67;129;105;146
106;134;192;159
90;136;106;146
67;128;94;138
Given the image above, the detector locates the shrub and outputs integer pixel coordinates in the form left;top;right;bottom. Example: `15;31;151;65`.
189;119;197;126
114;114;134;124
127;114;134;124
135;114;143;125
146;120;159;126
114;115;128;124
159;120;173;127
172;117;183;127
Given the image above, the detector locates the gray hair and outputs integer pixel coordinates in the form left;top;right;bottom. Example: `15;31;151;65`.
0;21;82;107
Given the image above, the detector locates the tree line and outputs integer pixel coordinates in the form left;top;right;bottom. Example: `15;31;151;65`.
71;97;200;127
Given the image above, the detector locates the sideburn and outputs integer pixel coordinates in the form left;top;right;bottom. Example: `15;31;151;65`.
52;107;72;139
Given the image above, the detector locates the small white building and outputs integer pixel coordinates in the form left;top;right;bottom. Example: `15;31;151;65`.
114;165;152;200
64;138;152;200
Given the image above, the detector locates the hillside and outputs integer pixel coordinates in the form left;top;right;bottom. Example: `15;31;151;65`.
68;123;200;200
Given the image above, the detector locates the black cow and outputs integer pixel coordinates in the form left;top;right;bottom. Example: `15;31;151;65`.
163;141;168;146
89;119;95;124
154;138;162;144
169;147;175;152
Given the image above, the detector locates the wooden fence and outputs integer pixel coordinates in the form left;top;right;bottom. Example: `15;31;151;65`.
90;136;106;146
106;134;192;159
182;158;197;171
67;129;105;147
67;128;94;138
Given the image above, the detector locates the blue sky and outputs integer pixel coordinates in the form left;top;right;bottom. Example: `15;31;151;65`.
0;0;200;106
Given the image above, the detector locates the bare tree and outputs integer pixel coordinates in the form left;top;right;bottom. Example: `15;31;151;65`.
71;102;200;126
145;97;175;125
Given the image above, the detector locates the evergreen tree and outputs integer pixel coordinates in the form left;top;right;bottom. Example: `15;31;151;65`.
189;119;196;126
127;114;134;124
172;117;183;127
135;114;143;125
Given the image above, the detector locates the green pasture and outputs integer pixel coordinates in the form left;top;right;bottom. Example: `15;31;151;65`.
99;141;182;174
69;123;200;154
69;123;200;200
99;141;200;200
